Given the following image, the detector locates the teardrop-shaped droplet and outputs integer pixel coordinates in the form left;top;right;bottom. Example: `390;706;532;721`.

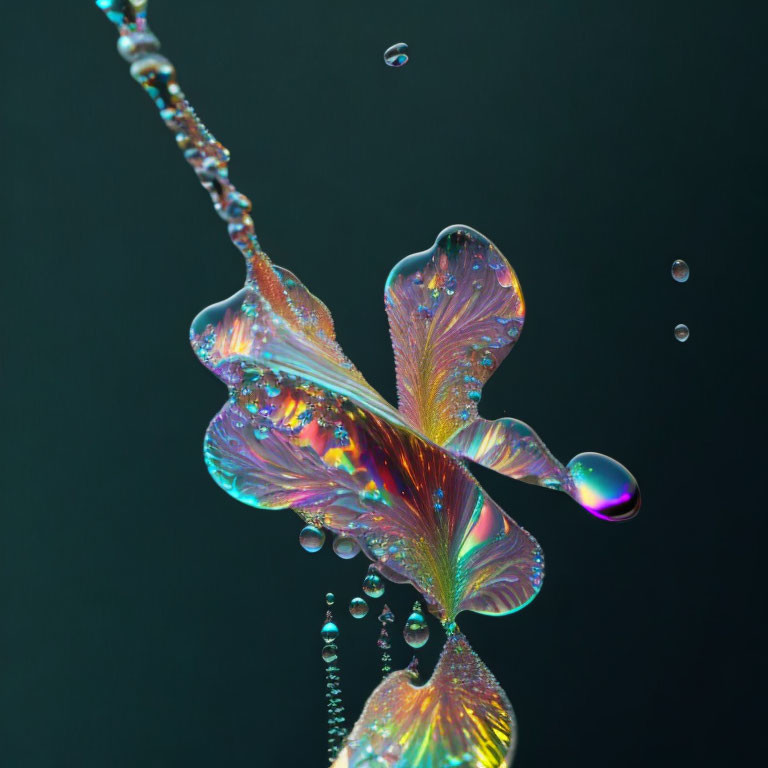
332;535;360;560
299;525;325;553
321;621;339;644
403;601;429;648
362;565;385;598
671;260;690;283
566;452;641;521
378;604;395;624
349;597;369;619
674;323;690;342
325;592;335;606
322;644;338;663
383;42;409;68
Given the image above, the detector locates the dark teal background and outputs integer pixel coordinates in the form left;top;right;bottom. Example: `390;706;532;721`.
2;1;766;765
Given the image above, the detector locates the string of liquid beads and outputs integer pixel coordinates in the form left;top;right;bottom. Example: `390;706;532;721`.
321;609;346;762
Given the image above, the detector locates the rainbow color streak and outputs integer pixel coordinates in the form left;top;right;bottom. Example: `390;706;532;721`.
95;2;640;765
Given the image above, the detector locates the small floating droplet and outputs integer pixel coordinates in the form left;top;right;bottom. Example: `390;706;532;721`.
299;525;325;553
378;604;395;624
403;600;429;648
322;644;338;663
444;620;459;636
362;565;385;598
383;42;409;68
325;592;335;606
674;323;690;342
332;535;360;560
349;597;369;619
671;260;690;283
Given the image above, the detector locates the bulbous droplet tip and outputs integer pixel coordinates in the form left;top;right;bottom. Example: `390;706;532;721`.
566;452;640;521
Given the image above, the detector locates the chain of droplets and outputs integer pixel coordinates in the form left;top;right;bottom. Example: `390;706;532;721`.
95;0;278;292
321;607;347;762
377;605;395;678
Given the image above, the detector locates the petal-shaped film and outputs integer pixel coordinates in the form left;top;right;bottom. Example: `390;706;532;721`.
447;417;571;489
190;285;400;425
447;419;641;521
385;226;525;446
202;373;543;621
333;633;516;768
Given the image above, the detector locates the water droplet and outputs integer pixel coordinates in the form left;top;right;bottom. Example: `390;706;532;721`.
671;260;690;283
674;323;690;342
299;525;325;553
222;191;251;222
332;535;360;560
362;565;385;598
566;452;641;521
117;31;161;62
325;592;335;606
377;627;391;650
322;644;338;663
403;601;430;648
321;620;339;644
383;42;409;68
349;597;369;619
378;605;395;624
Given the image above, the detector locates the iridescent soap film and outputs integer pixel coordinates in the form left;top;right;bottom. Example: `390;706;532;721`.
95;3;640;765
